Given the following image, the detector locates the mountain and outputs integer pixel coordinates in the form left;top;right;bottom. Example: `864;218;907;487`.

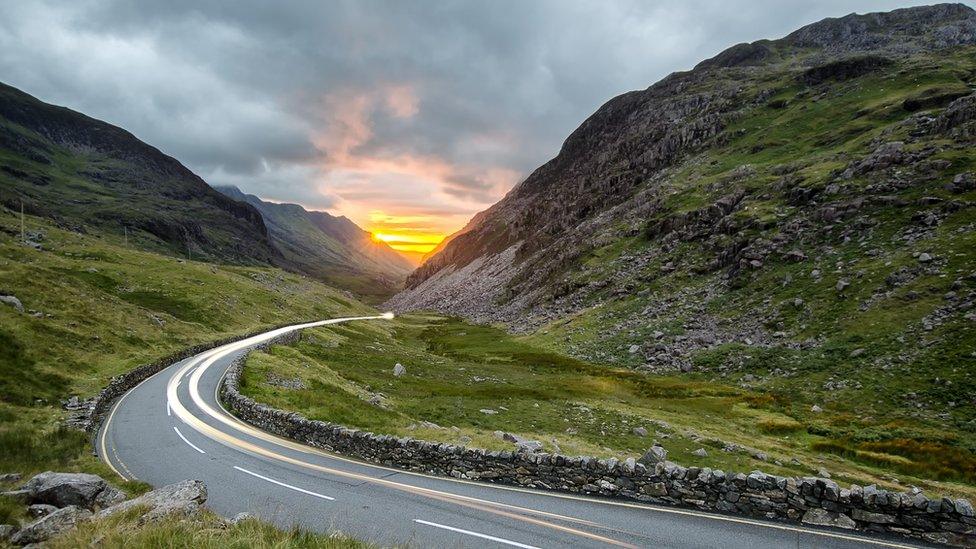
214;186;413;298
0;82;278;264
215;187;413;296
389;4;976;379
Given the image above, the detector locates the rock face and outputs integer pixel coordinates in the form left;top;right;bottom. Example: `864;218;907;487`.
96;479;207;523
10;505;92;545
13;471;125;510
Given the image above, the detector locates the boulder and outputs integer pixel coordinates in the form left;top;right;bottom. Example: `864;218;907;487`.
0;473;22;483
801;508;856;530
10;505;92;545
638;444;668;466
693;448;708;457
515;440;543;453
632;426;648;437
0;524;16;543
628;344;640;354
0;296;23;313
17;471;125;510
918;252;933;263
97;479;207;523
393;363;406;377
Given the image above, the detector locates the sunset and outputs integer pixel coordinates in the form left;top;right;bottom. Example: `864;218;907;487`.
2;1;975;547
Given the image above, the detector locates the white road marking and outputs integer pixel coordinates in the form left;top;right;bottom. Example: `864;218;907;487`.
173;426;206;454
414;519;540;549
166;400;171;416
233;466;335;501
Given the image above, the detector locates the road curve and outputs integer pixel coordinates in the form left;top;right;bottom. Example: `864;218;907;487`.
97;316;923;549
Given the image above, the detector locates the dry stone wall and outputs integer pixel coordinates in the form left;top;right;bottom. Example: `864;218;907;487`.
221;338;976;547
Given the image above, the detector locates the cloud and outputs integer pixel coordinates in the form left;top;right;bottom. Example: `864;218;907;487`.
1;0;968;236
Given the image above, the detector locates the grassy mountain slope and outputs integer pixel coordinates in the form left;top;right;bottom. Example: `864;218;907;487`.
0;82;279;265
388;4;976;492
0;205;372;487
215;186;412;300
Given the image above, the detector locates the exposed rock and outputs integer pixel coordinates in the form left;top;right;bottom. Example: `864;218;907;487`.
638;444;668;466
17;471;125;510
693;448;708;457
393;363;406;377
633;426;648;437
0;473;22;483
10;505;92;545
516;440;544;453
802;508;856;530
0;524;16;543
0;295;24;313
27;503;58;518
811;404;823;413
918;252;933;263
628;344;640;354
97;479;207;523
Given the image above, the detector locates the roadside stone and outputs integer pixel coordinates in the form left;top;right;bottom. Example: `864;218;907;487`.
516;440;543;453
393;363;406;377
11;505;92;545
0;295;23;313
97;479;207;523
801;508;856;530
852;509;896;524
18;471;125;510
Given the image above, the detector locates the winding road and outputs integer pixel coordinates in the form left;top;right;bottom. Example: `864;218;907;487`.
97;315;923;548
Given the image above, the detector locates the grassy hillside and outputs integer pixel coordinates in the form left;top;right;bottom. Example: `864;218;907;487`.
0;204;372;485
0;82;279;266
238;315;976;501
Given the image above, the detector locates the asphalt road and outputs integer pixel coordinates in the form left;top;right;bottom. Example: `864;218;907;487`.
98;315;923;548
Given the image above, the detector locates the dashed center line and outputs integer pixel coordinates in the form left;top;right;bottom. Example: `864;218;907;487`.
173;426;206;454
414;519;541;549
233;466;335;501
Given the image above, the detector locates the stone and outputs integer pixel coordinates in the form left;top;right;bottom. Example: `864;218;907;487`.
817;469;832;479
801;508;856;530
835;279;850;292
753;451;768;461
515;440;543;453
97;479;207;523
0;473;22;483
28;503;58;518
851;509;895;524
632;426;648;437
628;344;640;354
18;471;125;510
393;363;406;377
0;295;23;313
10;505;92;545
231;512;255;524
918;252;933;263
0;524;15;542
693;448;708;458
956;498;974;517
638;444;668;466
479;408;498;415
811;404;823;413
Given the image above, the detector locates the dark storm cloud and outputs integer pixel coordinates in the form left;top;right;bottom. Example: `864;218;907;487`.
1;0;969;231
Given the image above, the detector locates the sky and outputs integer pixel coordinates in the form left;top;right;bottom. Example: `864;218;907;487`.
1;0;970;256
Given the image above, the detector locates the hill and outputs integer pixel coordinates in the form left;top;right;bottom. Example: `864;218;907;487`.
0;82;278;265
215;186;413;299
388;3;976;479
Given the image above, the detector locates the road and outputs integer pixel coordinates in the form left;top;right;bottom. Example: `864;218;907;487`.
97;315;923;548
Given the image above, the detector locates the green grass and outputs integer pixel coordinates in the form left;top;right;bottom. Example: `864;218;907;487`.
46;506;374;549
0;206;373;490
239;314;976;501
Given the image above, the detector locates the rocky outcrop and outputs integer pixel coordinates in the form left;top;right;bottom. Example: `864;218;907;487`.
96;479;207;523
2;473;207;546
3;471;124;510
221;344;976;546
9;505;92;545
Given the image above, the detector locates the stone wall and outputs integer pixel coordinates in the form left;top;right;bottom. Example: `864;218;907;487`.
84;322;311;434
221;343;975;547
